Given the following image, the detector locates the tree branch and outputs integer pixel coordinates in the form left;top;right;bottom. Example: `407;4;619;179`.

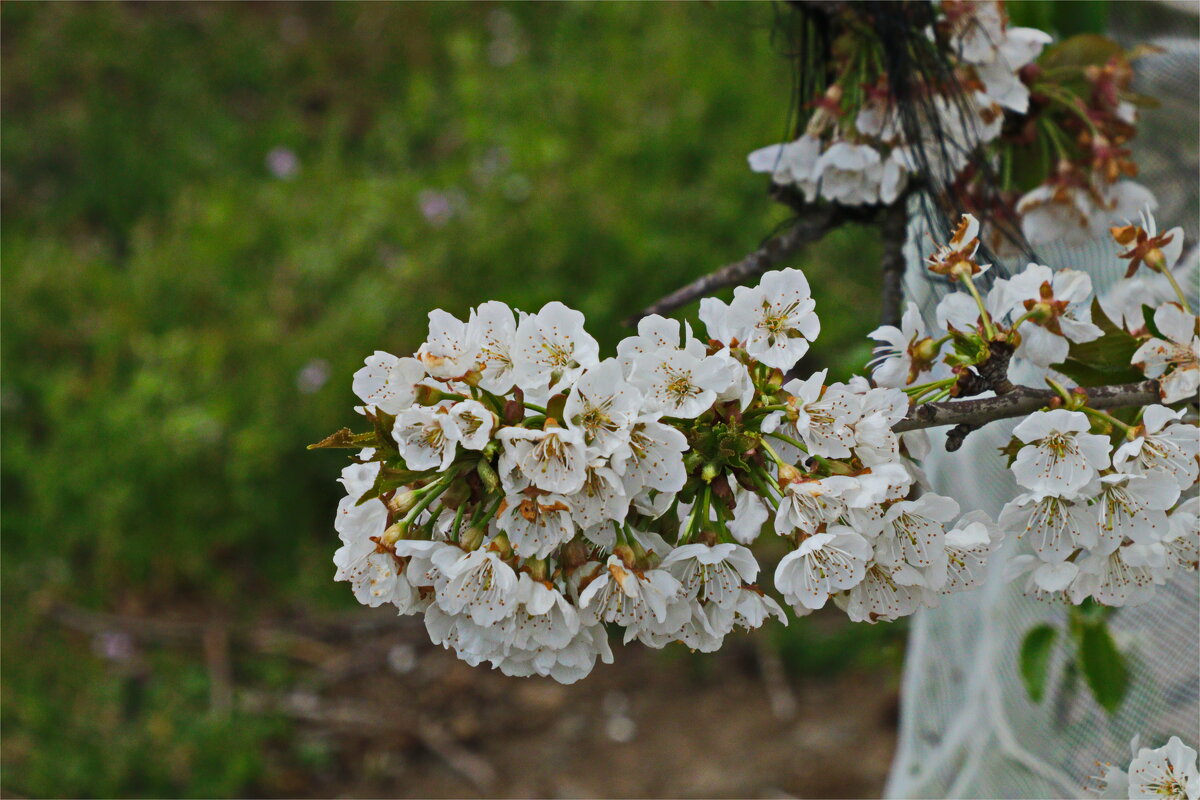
893;380;1160;442
626;204;846;324
878;201;908;328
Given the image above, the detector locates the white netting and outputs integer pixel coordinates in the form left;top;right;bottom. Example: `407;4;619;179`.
885;32;1200;800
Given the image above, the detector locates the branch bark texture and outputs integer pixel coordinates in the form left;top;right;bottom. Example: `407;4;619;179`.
893;380;1160;434
627;205;845;324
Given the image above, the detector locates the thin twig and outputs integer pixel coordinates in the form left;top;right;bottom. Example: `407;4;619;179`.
878;201;909;328
893;380;1160;436
627;205;846;323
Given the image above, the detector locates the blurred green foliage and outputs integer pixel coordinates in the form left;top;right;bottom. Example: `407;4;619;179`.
2;3;889;795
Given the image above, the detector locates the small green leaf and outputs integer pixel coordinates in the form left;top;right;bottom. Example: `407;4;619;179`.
1020;624;1058;703
1079;621;1128;714
1051;301;1145;386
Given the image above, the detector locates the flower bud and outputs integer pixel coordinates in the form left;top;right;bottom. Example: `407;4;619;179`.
502;397;525;425
414;384;444;406
382;521;407;546
777;463;804;486
460;525;486;551
914;337;941;364
387;489;420;515
524;557;548;582
1144;247;1167;273
700;462;721;483
489;532;513;559
613;544;637;568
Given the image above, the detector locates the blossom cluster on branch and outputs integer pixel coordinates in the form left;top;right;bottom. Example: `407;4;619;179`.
319;204;1195;683
320;257;1008;683
750;0;1155;249
866;212;1198;609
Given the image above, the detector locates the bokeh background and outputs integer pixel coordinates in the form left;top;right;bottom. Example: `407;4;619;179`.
1;2;1119;797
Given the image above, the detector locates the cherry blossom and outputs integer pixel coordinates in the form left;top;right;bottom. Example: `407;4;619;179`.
1132;302;1200;403
418;309;480;379
775;527;872;612
353;351;427;414
1002;265;1103;367
1112;406;1200;490
394;406;458;471
1011;409;1112;496
725;268;820;370
511;301;599;399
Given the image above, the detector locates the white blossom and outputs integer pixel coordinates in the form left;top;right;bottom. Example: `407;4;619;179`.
1091;472;1180;551
874;494;959;589
610;415;689;495
775;527;872;611
725;268;820;371
469;300;519;394
1005;554;1080;601
571;461;628;529
616;315;705;373
774;475;859;535
495;492;575;558
942;511;1001;593
766;370;858;459
394;406;458;471
1112;405;1200;490
333;461;421;610
841;562;930;623
438;546;520;625
418;309;480;379
353;352;427;414
511;301;599;399
1072;544;1169;607
629;347;727;419
660;543;759;609
1003;265;1103;367
868;305;932;388
578;555;683;631
999;491;1095;563
816;142;882;205
1011;409;1112;496
497;425;588;495
747;134;822;199
1165;497;1199;570
1132;303;1200;404
733;587;789;630
447;399;494;450
564;359;643;457
1127;737;1200;800
728;481;771;544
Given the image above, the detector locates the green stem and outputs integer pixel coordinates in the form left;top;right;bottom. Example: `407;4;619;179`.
961;275;998;340
1162;269;1194;314
1082;406;1135;435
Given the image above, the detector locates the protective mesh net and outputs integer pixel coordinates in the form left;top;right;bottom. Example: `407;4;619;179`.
885;31;1200;800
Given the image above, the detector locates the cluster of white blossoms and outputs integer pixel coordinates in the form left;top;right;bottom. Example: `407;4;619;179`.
750;1;1156;251
868;212;1199;610
330;263;1003;683
749;1;1047;207
1091;736;1199;800
327;206;1194;682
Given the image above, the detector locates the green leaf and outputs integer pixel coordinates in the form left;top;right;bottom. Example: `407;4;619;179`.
1050;300;1145;386
1020;624;1058;703
1079;621;1128;714
1039;34;1123;72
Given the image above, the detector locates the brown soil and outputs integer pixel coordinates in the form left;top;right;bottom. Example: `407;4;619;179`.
251;610;899;799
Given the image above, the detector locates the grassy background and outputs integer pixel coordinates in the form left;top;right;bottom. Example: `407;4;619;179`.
1;3;907;796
